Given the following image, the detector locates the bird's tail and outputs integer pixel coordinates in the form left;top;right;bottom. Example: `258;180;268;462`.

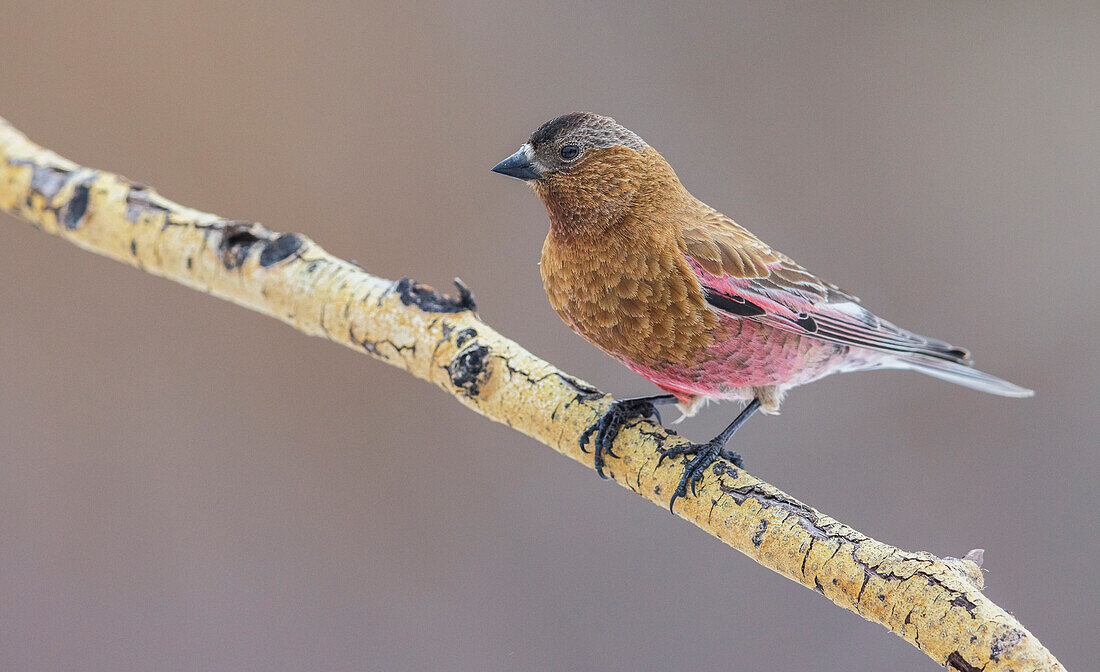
890;354;1034;398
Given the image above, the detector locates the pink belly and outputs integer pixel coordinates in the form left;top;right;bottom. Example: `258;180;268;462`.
616;315;861;400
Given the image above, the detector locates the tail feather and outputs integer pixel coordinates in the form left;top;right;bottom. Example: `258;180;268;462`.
892;354;1034;398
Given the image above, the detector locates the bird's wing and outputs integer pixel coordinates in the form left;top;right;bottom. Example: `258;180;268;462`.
680;208;780;279
682;210;971;364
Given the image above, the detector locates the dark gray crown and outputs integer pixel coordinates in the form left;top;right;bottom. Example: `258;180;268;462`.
528;113;647;153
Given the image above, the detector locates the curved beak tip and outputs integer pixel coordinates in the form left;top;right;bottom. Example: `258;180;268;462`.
491;149;541;181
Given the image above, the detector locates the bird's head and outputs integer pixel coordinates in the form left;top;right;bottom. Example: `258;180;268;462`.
492;113;677;235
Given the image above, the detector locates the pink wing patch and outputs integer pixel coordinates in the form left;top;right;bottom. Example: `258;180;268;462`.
687;258;972;364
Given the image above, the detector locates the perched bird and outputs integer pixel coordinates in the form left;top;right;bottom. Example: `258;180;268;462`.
491;112;1032;510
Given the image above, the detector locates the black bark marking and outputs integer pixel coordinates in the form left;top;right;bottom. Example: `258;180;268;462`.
130;240;137;256
552;372;601;400
449;344;491;396
857;566;872;603
356;328;380;356
801;536;816;575
12;161;95;228
259;233;303;267
220;227;261;268
951;593;979;617
125;186;170;222
29;165;70;199
751;519;768;547
208;220;303;270
717;478;984;626
813;577;825;595
716;482;830;539
712;462;739;479
430;322;454;358
212;220;272;269
990;629;1022;662
395;277;477;313
905;611;921;646
945;651;982;672
454;328;477;348
349;326;417;361
62;182;90;229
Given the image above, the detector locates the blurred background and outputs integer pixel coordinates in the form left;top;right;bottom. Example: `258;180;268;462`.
1;2;1096;670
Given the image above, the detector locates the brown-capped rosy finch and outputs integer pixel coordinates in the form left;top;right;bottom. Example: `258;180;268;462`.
492;112;1032;510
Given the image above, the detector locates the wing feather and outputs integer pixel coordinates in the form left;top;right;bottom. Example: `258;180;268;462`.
681;213;970;364
680;208;779;279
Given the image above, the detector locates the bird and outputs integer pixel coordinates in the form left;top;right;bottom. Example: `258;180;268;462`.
491;112;1033;511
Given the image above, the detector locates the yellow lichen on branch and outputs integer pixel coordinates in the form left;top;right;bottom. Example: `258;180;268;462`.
0;116;1063;672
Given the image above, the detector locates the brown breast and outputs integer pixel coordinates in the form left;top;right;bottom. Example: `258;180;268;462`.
540;223;718;368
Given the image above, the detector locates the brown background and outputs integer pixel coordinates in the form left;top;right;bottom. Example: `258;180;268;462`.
1;2;1096;670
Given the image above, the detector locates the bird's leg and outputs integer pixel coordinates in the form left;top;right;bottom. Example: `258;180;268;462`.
579;394;678;479
659;398;762;512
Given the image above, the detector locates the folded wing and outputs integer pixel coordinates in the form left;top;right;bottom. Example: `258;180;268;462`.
681;209;971;364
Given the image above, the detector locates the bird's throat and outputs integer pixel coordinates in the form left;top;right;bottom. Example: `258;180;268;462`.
534;178;635;238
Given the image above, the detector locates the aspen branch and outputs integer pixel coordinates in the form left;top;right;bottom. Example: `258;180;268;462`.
0;116;1063;672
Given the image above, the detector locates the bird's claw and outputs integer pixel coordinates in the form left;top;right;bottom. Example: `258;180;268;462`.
579;398;662;479
661;440;744;513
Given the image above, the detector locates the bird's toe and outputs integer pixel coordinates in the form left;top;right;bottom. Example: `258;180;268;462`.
583;397;669;479
665;438;736;511
718;448;744;468
657;442;695;467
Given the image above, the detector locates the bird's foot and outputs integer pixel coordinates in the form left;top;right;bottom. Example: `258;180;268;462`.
579;395;674;479
657;398;761;512
658;440;742;513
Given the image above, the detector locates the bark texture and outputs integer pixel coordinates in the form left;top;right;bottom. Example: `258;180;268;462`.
0;116;1063;671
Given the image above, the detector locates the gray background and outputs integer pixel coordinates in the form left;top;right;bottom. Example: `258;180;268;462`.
1;2;1096;670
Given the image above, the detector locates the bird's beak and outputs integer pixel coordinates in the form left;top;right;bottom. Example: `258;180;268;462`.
491;146;542;181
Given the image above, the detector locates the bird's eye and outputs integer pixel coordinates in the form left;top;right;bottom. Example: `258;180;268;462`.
559;145;580;161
